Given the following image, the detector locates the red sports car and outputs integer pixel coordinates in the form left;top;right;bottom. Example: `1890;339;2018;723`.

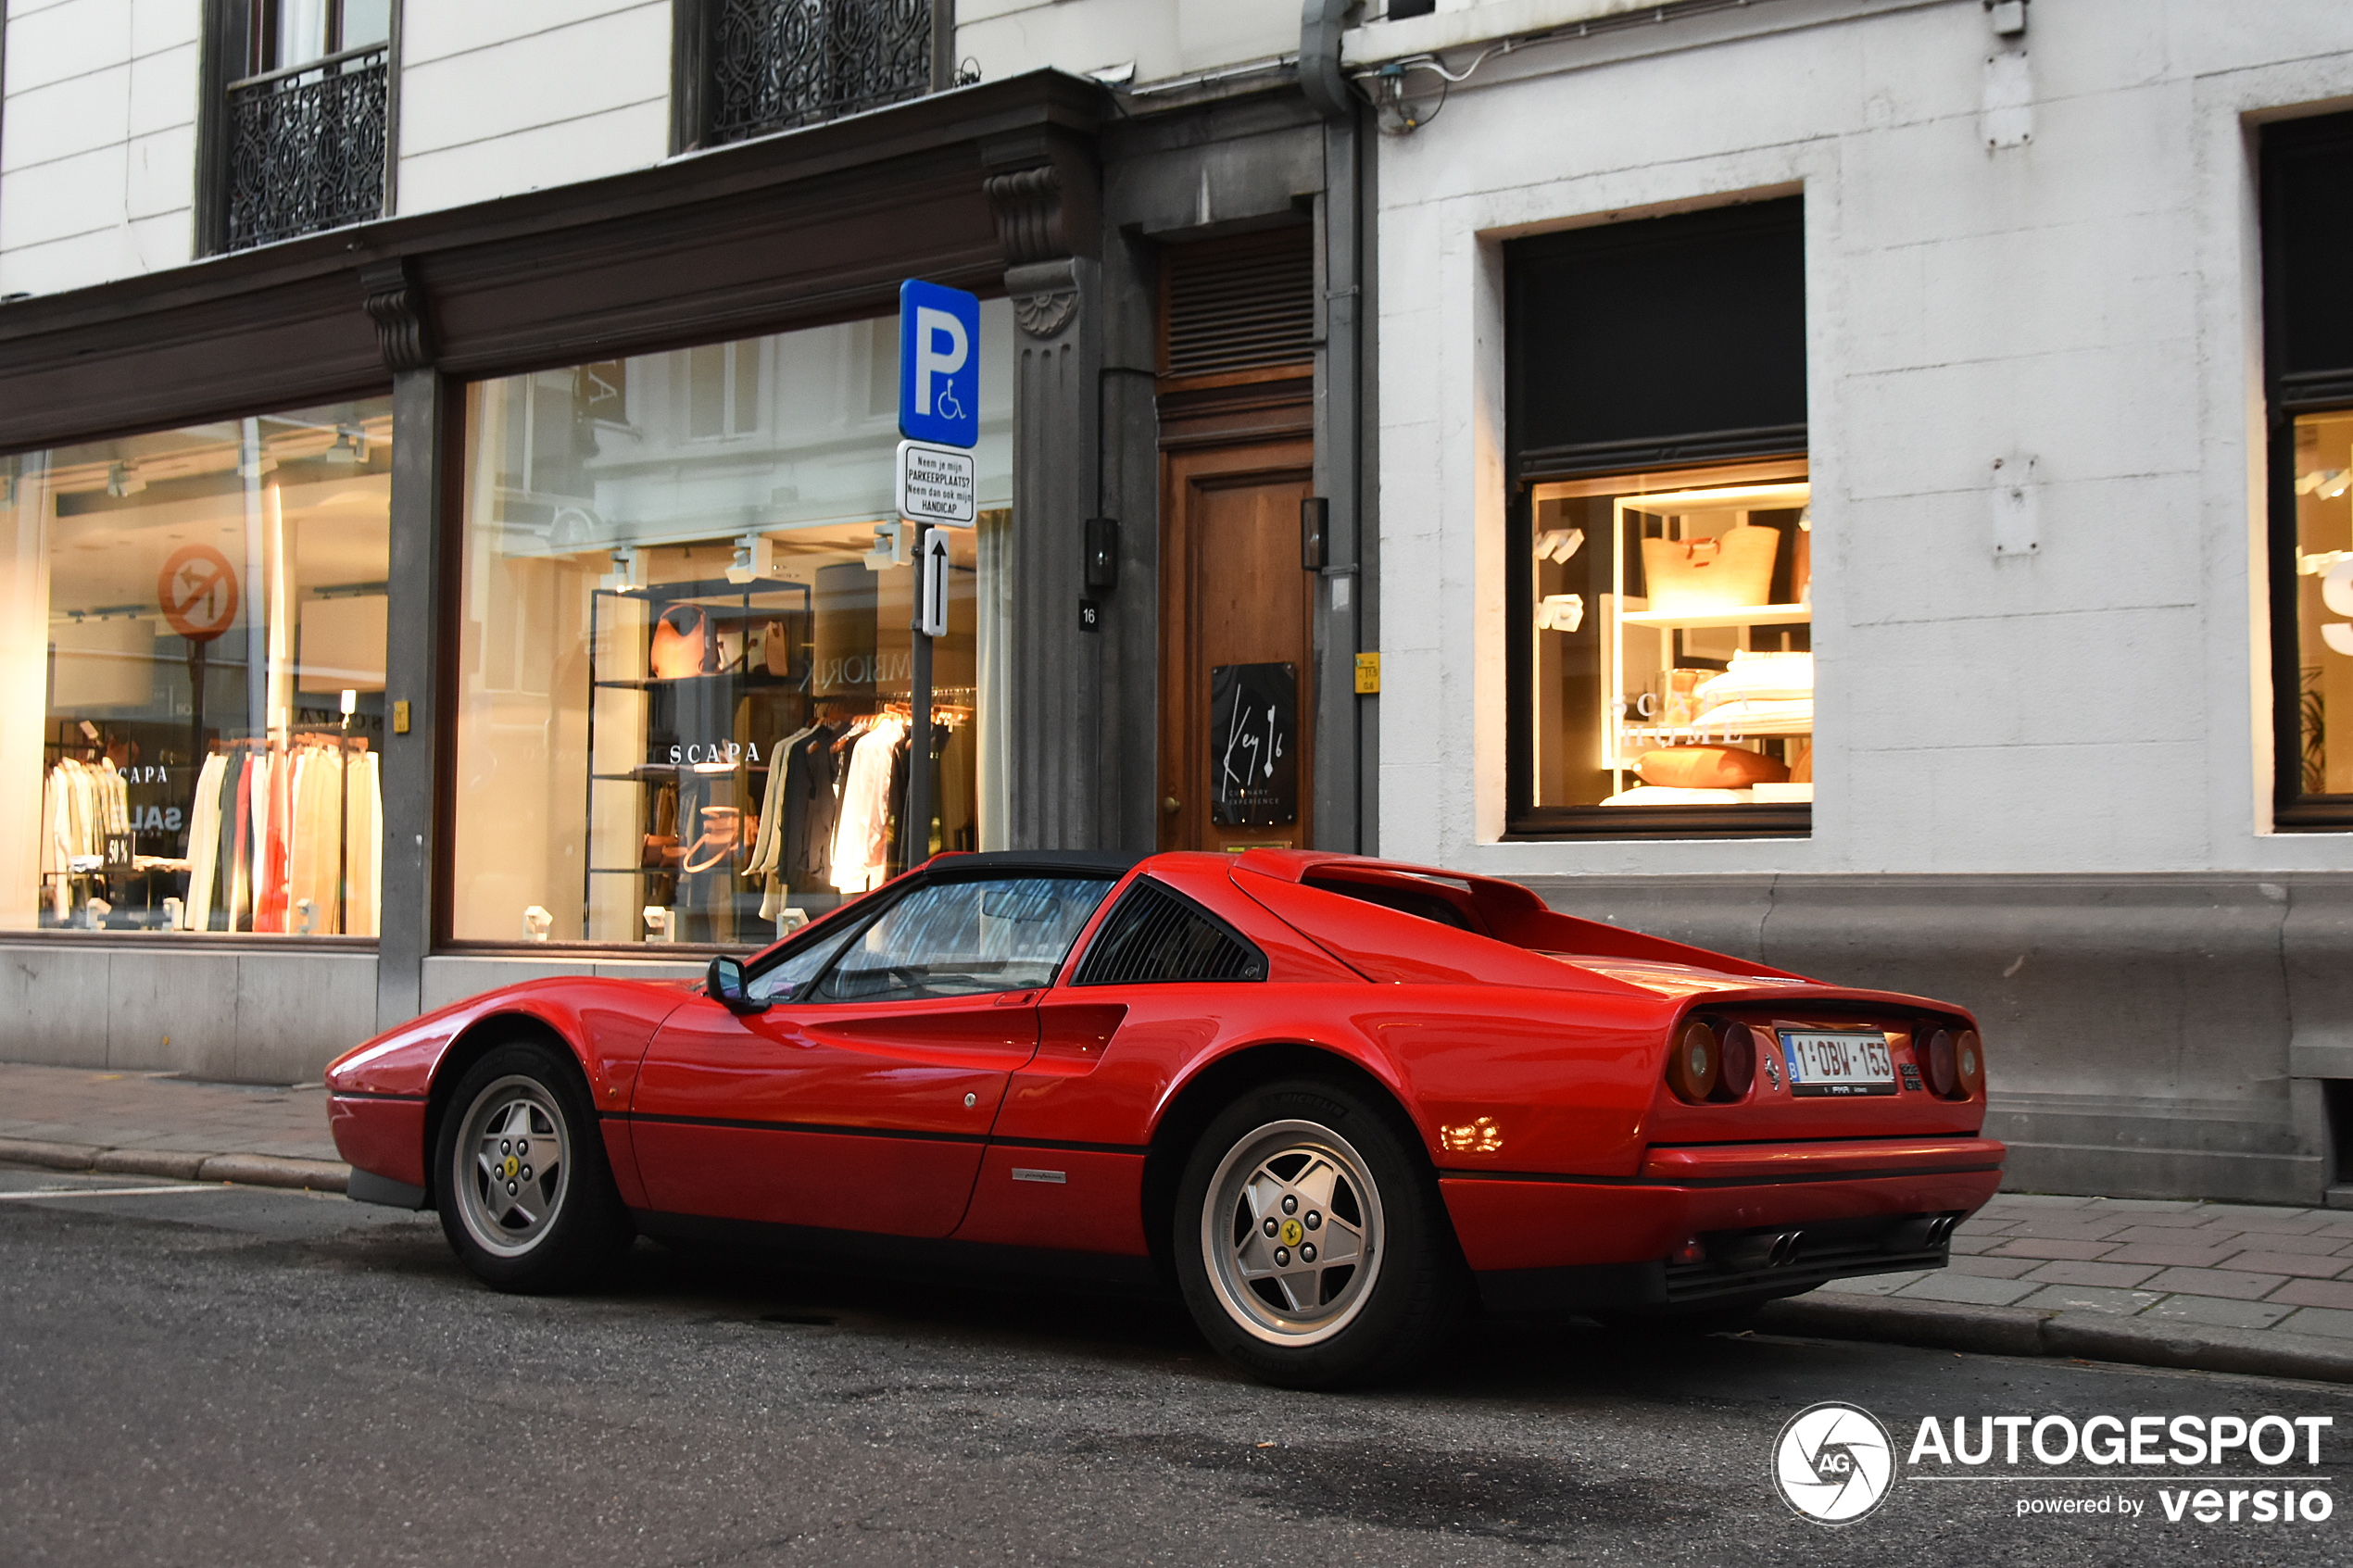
326;848;2001;1387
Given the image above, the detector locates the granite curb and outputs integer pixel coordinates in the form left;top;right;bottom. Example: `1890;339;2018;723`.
0;1135;348;1194
1758;1291;2353;1385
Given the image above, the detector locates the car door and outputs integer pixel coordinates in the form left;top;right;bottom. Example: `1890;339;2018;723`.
630;872;1117;1237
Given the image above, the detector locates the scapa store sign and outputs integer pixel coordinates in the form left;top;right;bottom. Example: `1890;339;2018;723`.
1775;1404;2339;1530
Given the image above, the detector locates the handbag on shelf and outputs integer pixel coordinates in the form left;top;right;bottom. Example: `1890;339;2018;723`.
1639;524;1780;613
641;833;685;869
649;605;718;680
679;806;744;874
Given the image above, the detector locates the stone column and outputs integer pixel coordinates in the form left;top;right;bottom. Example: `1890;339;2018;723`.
362;259;447;1030
984;137;1110;851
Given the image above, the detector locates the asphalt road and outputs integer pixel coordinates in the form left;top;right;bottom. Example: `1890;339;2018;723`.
5;1166;2349;1568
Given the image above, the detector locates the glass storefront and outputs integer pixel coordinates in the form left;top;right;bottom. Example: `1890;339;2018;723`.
452;306;1014;947
1523;458;1811;810
0;401;395;934
2292;411;2353;797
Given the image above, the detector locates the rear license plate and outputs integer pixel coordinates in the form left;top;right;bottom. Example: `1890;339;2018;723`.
1779;1029;1896;1096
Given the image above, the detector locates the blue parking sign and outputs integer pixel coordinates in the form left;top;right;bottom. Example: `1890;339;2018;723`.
898;279;980;449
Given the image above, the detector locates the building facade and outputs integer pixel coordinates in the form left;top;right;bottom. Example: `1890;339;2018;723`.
0;1;1379;1081
1345;0;2353;1203
18;0;2353;1212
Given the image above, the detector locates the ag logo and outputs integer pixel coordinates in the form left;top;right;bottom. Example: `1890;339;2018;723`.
1773;1401;1895;1524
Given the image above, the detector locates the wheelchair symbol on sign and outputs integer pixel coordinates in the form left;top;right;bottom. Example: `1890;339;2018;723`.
935;382;965;422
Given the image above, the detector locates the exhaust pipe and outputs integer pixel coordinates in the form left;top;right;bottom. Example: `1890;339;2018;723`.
1768;1230;1805;1268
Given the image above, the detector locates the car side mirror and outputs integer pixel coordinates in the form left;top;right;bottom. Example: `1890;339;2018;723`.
706;954;769;1016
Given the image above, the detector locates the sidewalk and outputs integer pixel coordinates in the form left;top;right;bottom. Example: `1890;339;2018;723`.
4;1060;2353;1381
1761;1193;2353;1385
0;1060;345;1190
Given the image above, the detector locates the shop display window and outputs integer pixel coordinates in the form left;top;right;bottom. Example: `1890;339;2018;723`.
1504;196;1807;836
0;401;395;934
2289;412;2353;799
452;307;1013;947
1522;458;1811;812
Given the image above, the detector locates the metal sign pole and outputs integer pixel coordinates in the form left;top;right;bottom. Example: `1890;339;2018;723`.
904;527;936;872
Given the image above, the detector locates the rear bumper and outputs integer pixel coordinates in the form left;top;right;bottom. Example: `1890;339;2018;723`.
1442;1136;2004;1313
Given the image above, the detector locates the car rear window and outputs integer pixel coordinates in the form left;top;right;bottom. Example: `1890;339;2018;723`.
1302;874;1478;932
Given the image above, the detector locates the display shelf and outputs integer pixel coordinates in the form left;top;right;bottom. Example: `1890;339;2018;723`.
1622;716;1814;740
590;763;769;783
1618;602;1811;631
592;672;799;692
583;572;812;943
1604;481;1814;794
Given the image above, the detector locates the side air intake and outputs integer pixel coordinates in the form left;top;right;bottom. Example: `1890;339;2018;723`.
1073;880;1266;985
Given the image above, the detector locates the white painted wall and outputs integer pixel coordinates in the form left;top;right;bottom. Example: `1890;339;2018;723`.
956;0;1292;87
1368;0;2353;878
0;0;201;296
396;0;670;216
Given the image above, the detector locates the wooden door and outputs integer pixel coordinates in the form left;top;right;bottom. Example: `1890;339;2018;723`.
1160;440;1315;852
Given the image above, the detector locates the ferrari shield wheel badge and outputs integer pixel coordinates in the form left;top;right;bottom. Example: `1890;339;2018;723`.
1773;1402;1896;1524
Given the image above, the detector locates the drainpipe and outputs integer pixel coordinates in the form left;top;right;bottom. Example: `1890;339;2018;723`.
1302;0;1376;853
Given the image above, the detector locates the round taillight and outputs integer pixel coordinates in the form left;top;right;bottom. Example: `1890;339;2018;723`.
1921;1029;1957;1098
1714;1021;1755;1100
1667;1020;1719;1103
1955;1029;1984;1098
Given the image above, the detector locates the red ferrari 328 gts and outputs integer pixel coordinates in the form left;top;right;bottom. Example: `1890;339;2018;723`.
326;848;2002;1387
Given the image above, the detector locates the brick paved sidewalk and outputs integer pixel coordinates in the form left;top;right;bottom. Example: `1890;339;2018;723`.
0;1060;337;1164
1814;1191;2353;1343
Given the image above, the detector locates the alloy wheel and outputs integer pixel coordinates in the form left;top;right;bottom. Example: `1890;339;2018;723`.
1200;1118;1386;1347
451;1074;571;1258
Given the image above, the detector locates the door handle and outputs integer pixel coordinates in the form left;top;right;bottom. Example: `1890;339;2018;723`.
1162;796;1181;816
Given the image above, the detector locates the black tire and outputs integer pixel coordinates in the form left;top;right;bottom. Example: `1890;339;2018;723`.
434;1040;631;1293
1174;1076;1466;1389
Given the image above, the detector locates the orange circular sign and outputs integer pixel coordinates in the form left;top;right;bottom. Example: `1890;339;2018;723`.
157;544;240;643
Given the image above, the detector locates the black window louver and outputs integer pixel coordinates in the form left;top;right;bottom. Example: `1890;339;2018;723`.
1162;228;1315;381
1074;880;1265;985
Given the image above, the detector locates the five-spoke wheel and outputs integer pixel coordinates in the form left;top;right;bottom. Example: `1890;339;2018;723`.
1202;1120;1384;1347
1176;1078;1465;1389
434;1040;629;1292
451;1075;571;1258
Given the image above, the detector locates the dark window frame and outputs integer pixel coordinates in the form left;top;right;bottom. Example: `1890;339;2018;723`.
195;0;398;257
672;0;956;156
2263;111;2353;832
1502;197;1811;841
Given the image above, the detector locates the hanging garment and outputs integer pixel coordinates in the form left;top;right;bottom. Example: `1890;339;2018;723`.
224;755;253;932
828;716;904;894
784;723;840;894
937;723;975;853
287;746;346;935
744;723;812;882
182;753;228;932
344;750;382;939
254;750;292;934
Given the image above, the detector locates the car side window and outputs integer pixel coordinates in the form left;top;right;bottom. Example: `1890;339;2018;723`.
745;917;865;1004
808;876;1114;1004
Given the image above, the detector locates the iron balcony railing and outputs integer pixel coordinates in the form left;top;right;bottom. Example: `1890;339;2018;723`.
225;43;389;252
708;0;937;145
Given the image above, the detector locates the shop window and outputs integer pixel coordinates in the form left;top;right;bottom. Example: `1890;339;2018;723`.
0;400;396;935
206;0;395;253
1504;198;1809;838
451;306;1014;947
2264;112;2353;828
